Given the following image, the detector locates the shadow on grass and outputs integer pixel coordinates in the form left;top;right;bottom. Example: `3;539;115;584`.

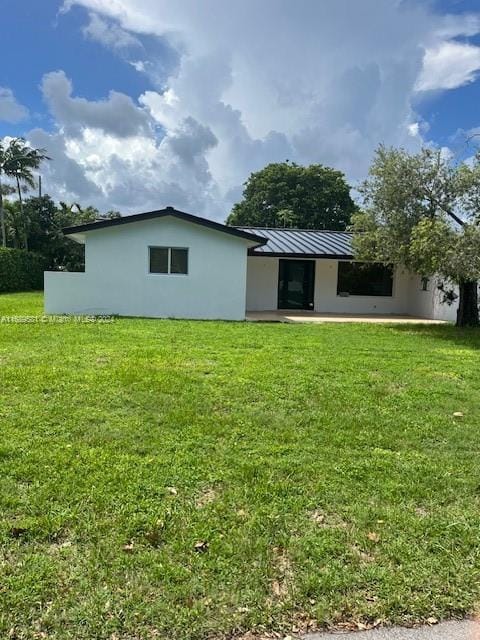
393;323;480;350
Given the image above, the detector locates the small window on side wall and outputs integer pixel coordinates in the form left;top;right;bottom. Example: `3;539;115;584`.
150;247;169;273
337;261;393;297
149;247;188;274
170;248;188;274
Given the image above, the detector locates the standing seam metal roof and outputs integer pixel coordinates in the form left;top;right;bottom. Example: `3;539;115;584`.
235;227;353;258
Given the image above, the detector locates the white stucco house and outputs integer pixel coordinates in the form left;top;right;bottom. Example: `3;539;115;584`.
44;206;457;322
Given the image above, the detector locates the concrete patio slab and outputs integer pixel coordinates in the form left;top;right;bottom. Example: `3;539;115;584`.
304;619;480;640
246;311;447;324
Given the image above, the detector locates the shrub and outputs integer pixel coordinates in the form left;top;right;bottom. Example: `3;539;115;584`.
0;248;47;293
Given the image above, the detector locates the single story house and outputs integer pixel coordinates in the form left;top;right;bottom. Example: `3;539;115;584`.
44;206;457;322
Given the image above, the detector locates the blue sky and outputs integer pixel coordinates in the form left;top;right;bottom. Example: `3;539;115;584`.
1;0;480;218
419;0;480;148
0;1;173;136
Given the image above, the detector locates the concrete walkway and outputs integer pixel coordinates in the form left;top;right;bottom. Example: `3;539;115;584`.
304;620;479;640
246;311;446;324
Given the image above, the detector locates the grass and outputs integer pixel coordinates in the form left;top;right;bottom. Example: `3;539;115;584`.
1;291;480;639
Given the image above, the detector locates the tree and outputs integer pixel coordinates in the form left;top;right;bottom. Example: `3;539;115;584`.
24;198;121;271
4;199;24;248
352;145;480;327
0;141;11;248
0;193;121;271
226;162;356;230
2;138;50;251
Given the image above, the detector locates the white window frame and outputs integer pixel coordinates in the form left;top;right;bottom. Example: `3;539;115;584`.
148;246;189;275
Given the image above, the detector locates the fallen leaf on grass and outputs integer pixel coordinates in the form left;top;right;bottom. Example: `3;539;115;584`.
9;527;28;538
166;486;178;495
427;617;439;625
122;542;134;553
194;540;209;553
336;619;382;632
367;531;380;542
453;412;464;418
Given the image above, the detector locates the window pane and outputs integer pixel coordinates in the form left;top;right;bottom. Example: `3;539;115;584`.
150;247;168;273
170;248;188;274
337;262;393;296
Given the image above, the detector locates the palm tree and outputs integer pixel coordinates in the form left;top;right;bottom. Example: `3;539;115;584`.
3;138;50;250
0;141;9;248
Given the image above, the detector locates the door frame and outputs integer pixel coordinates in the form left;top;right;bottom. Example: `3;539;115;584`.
277;259;315;310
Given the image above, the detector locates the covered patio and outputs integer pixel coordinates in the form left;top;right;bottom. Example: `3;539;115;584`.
246;310;447;324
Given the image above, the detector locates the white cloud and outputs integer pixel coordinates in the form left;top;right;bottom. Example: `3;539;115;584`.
82;11;143;50
34;1;480;219
0;87;28;123
416;40;480;91
27;127;102;201
408;122;420;137
129;60;147;72
41;70;152;138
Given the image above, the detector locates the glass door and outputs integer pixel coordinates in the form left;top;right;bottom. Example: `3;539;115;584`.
278;259;315;310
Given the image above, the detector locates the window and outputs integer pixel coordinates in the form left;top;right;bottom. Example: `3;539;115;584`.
149;247;188;274
421;277;429;291
337;261;393;297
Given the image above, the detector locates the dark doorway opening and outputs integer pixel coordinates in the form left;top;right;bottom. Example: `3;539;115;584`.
278;259;315;310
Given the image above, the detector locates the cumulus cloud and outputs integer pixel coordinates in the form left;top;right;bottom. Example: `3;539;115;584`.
41;70;152;138
416;40;480;91
31;1;480;218
82;11;143;50
0;87;28;123
27;127;102;201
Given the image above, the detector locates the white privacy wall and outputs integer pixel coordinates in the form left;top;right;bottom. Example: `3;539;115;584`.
407;275;458;322
246;256;457;318
45;216;252;320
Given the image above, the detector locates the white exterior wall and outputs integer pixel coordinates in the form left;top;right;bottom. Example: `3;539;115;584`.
407;275;458;322
45;216;252;320
314;260;410;314
245;257;279;311
246;256;457;319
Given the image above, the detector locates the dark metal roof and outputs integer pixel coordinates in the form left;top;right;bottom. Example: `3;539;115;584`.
235;227;353;259
63;207;267;246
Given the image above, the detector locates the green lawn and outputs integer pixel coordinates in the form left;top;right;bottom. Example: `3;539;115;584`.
1;292;480;639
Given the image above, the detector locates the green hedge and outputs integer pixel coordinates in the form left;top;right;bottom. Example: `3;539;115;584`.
0;248;47;293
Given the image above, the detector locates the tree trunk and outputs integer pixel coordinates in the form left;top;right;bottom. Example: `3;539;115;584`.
16;175;28;251
0;173;5;248
456;280;479;327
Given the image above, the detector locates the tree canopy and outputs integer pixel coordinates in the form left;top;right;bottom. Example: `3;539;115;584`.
0;138;49;248
226;162;356;230
3;195;120;271
352;145;480;326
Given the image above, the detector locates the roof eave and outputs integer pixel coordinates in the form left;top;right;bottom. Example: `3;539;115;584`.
63;207;267;246
248;250;353;259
